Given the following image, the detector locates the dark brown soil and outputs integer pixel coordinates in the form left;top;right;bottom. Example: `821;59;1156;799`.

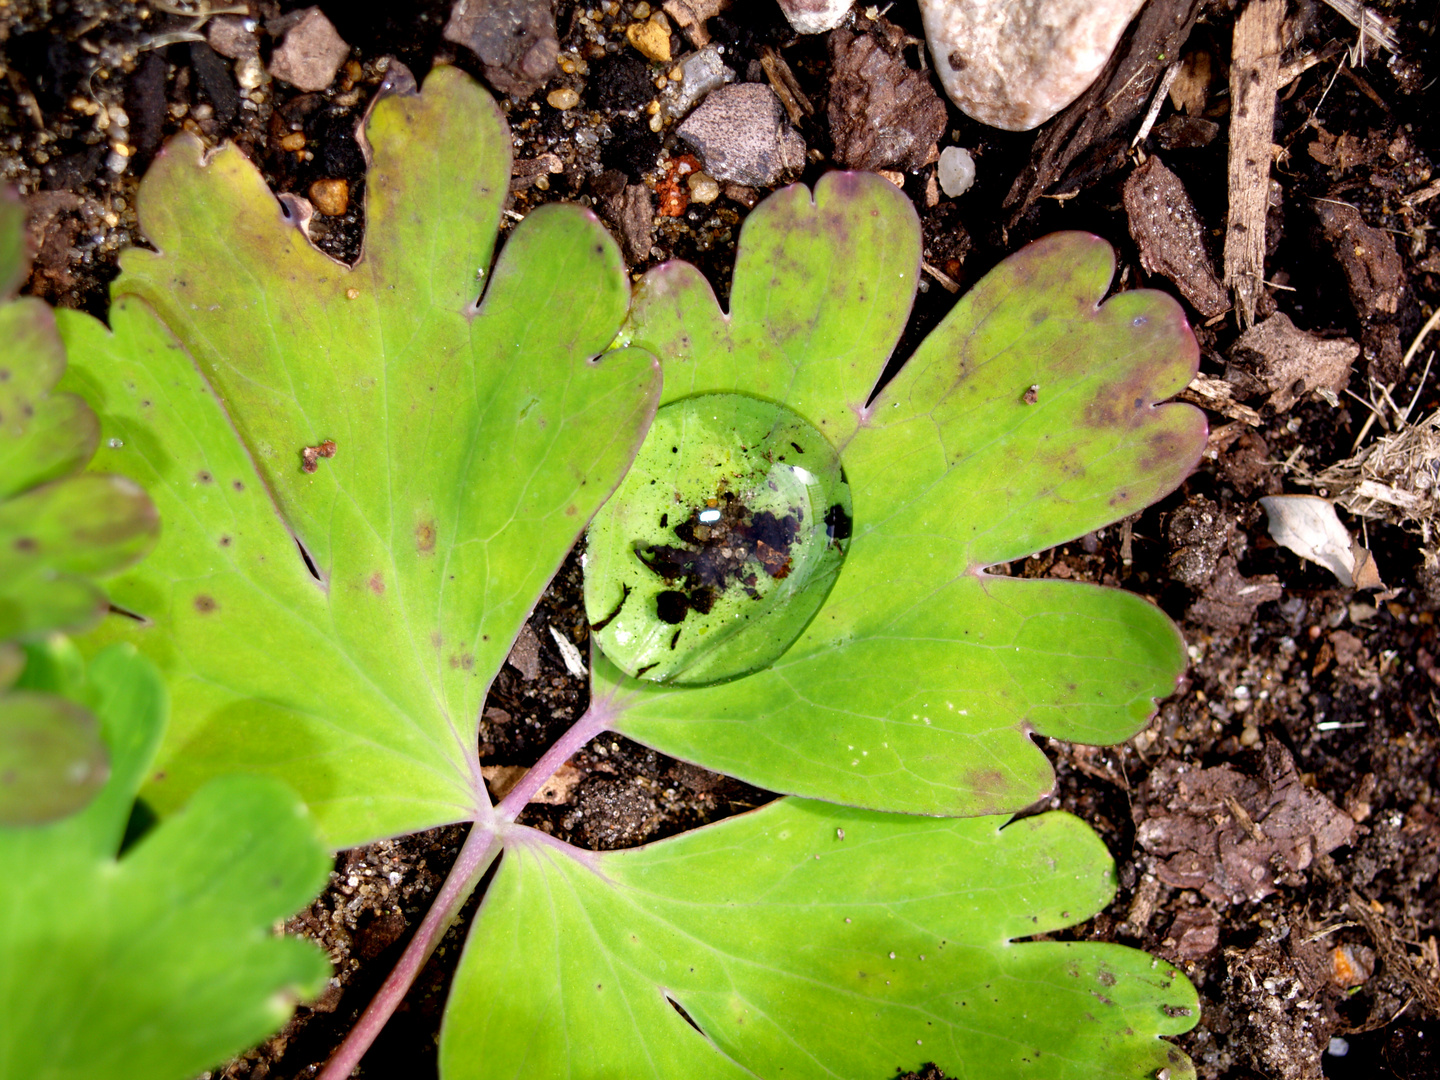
4;2;1438;1078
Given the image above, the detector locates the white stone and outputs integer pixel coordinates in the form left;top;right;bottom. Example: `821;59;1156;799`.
919;0;1146;131
937;146;976;197
774;0;852;34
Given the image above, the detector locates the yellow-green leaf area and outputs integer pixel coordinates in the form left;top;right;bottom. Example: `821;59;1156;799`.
602;178;1206;817
442;800;1198;1079
58;67;660;847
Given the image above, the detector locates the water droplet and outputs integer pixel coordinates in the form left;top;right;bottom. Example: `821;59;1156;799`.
586;393;851;685
107;437;123;449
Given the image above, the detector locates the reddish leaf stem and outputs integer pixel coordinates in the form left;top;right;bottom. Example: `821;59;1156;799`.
319;700;616;1076
497;700;612;822
316;822;500;1079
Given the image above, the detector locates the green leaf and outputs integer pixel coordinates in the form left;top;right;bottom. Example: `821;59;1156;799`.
601;185;1205;816
443;800;1197;1079
58;67;659;847
0;645;331;1080
0;690;108;825
0;247;156;642
0;188;28;299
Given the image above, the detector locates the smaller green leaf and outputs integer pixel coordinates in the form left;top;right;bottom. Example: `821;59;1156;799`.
0;646;331;1080
0;209;157;644
0;189;28;299
0;691;108;826
0;643;20;689
587;393;851;684
444;801;1197;1080
0;473;159;640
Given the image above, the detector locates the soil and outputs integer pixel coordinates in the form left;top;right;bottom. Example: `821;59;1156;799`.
3;1;1438;1078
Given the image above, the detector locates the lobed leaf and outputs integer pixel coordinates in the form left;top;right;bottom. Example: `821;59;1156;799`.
0;191;156;822
600;187;1205;816
0;646;331;1080
59;68;660;847
442;800;1197;1079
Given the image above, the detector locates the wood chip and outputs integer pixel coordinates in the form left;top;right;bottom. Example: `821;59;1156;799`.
1222;0;1284;328
1123;155;1229;318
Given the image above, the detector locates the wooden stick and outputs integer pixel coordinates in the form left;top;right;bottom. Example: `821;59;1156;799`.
1223;0;1284;328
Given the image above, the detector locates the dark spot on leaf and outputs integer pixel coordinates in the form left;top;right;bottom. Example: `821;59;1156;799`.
219;535;232;547
460;654;474;670
232;480;244;491
566;504;577;516
13;536;35;552
431;632;442;648
1163;1005;1194;1018
368;572;385;595
590;584;630;632
656;590;689;624
194;595;217;613
197;470;212;483
659;513;668;529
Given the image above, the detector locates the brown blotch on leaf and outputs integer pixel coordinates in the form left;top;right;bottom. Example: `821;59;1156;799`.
460;653;475;670
219;535;232;547
232;480;245;492
197;470;213;483
194;595;217;613
300;439;338;473
415;521;436;554
1022;384;1040;405
13;536;36;552
367;572;385;595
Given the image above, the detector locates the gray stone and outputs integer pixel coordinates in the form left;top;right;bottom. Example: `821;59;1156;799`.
677;83;806;187
660;45;735;121
919;0;1145;131
444;0;559;99
267;7;349;93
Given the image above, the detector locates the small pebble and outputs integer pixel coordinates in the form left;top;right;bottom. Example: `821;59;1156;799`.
937;146;976;197
1239;725;1260;747
1327;1037;1349;1057
280;131;307;151
686;171;719;204
269;7;350;93
309;178;350;217
547;87;580;110
235;55;265;91
626;16;672;63
920;0;1145;130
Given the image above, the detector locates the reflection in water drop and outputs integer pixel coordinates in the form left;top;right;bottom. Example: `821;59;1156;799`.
585;393;851;686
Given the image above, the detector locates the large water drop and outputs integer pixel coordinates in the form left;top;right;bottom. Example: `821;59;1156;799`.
586;393;851;685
